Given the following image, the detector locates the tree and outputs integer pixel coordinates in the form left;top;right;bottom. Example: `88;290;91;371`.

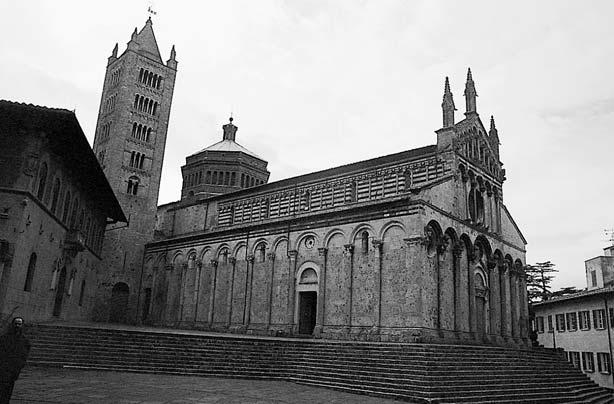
525;261;558;303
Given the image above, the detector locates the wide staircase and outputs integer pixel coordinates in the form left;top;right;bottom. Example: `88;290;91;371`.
28;324;613;403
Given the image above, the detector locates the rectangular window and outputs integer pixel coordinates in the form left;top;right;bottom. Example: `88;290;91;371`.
597;353;611;374
582;352;595;372
591;270;598;287
536;316;545;333
609;307;614;328
569;351;581;369
555;314;566;332
547;315;553;332
579;310;591;330
565;312;578;331
593;309;606;329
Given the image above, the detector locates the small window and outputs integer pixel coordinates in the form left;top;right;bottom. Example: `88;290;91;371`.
582;352;595;372
61;191;71;223
78;280;86;306
361;231;369;254
569;351;581;369
24;252;37;292
598;353;611;374
50;179;61;214
36;162;48;200
579;311;591;330
593;309;605;329
127;176;139;195
555;314;566;332
591;270;598;287
566;312;578;331
535;316;544;333
609;307;614;328
547;315;553;332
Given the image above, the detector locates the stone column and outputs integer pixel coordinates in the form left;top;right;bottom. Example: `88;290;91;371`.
510;269;519;339
244;255;254;326
488;259;500;338
501;262;512;338
227;257;237;327
468;249;477;338
315;247;328;336
162;264;174;324
403;236;428;340
266;252;276;329
518;270;529;340
452;243;463;332
193;260;202;323
487;189;493;231
148;265;159;320
343;244;355;330
208;259;218;327
179;262;188;323
287;250;298;332
372;239;383;331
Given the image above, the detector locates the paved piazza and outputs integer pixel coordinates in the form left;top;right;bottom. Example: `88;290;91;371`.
12;367;403;403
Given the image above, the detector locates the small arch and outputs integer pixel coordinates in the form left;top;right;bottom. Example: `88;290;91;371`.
50;178;61;214
295;231;320;251
349;223;376;244
153;102;158;116
324;229;345;248
61;190;71;223
379;220;406;240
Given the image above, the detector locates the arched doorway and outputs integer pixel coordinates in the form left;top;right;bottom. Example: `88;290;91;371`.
109;282;130;323
296;267;318;335
474;271;488;337
53;267;67;317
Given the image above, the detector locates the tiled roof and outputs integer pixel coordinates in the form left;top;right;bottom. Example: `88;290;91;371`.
533;285;614;306
192;139;264;160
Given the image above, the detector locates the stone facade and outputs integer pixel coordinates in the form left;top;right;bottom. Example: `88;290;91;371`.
142;71;529;346
0;101;125;324
92;18;177;323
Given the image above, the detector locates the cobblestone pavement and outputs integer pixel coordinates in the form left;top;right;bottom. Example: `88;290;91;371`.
12;367;403;403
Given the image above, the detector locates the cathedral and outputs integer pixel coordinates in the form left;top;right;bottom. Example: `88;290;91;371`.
93;19;529;345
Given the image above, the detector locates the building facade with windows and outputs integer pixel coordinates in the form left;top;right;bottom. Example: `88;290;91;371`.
139;72;530;346
534;246;614;388
0;101;125;324
92;18;177;323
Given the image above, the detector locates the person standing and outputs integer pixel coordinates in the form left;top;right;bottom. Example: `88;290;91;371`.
0;317;31;403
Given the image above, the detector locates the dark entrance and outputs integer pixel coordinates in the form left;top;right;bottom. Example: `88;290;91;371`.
142;287;152;322
109;282;130;323
298;291;317;335
52;267;67;317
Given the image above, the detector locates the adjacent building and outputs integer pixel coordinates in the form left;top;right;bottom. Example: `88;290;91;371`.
534;245;614;388
0;101;125;324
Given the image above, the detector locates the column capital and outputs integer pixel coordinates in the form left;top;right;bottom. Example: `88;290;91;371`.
165;264;173;271
452;243;463;257
371;239;383;251
487;259;497;270
196;260;203;269
181;262;188;270
266;252;276;261
228;257;237;265
246;255;255;264
209;259;218;267
343;244;354;255
288;250;298;260
318;247;328;257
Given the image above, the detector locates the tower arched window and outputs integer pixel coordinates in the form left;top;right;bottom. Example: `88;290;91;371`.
24;252;37;292
132;123;137;137
241;173;245;188
138;68;144;83
139;154;145;170
231;172;236;186
50;178;61;214
134;95;139;109
77;209;85;230
157;76;162;89
153;102;158;116
36;162;48;200
130;151;135;167
127;176;140;195
70;198;79;228
146;128;152;142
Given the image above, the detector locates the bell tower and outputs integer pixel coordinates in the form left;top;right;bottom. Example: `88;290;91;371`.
92;17;177;323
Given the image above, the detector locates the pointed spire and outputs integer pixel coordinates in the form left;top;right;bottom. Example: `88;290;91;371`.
464;67;477;116
167;45;178;69
131;27;138;41
222;117;238;141
442;76;456;128
111;43;118;58
146;16;153;25
489;115;499;142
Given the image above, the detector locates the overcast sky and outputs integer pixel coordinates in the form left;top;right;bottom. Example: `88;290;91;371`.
1;1;613;291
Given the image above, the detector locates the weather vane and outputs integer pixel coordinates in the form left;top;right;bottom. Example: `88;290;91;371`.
148;5;157;17
605;229;614;246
